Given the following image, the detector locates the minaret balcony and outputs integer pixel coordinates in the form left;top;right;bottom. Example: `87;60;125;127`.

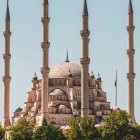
80;58;90;64
126;73;135;79
126;26;135;32
3;31;11;37
41;17;50;23
80;30;90;37
3;54;11;60
127;49;135;55
41;42;50;49
41;67;50;74
3;76;11;83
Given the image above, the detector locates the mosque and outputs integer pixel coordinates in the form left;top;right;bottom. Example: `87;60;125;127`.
2;0;136;128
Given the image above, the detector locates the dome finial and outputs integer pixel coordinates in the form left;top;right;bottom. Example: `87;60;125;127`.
33;72;38;80
97;73;101;81
90;70;95;79
68;69;72;77
65;50;70;62
91;70;93;75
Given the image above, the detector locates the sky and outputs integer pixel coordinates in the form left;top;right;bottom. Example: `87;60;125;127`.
0;0;140;124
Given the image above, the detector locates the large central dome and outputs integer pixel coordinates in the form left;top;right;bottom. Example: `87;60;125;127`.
49;61;81;78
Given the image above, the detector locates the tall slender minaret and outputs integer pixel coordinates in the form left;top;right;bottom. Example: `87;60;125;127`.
3;0;11;128
80;0;90;117
126;0;136;123
41;0;50;122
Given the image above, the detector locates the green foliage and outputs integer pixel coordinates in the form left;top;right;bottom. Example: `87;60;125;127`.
4;112;140;140
130;125;140;139
10;118;34;140
123;135;137;140
0;125;5;140
99;110;132;140
97;110;140;140
32;125;66;140
64;116;98;140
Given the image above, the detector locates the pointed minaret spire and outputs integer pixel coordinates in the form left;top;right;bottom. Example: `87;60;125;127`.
128;0;133;14
6;0;10;20
83;0;88;16
126;0;136;124
80;0;90;117
3;0;11;128
65;50;69;62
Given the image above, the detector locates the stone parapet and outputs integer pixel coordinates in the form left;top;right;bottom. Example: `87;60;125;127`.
41;42;50;49
3;31;11;37
3;76;11;82
41;17;50;23
80;30;90;37
80;58;90;64
3;54;11;60
127;49;135;55
126;73;135;79
41;67;50;74
127;25;135;32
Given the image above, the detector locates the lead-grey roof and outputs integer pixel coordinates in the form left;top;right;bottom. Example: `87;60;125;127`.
5;0;10;20
83;0;88;16
15;107;23;112
128;0;133;13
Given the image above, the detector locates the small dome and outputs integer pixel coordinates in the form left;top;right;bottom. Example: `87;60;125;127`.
90;71;95;79
33;73;38;80
49;62;81;78
97;73;102;81
90;74;95;79
59;104;68;109
112;106;121;111
15;107;23;112
49;89;67;96
97;91;103;97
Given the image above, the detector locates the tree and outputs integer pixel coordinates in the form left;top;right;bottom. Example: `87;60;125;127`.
99;110;132;140
130;125;140;139
64;116;98;140
0;125;5;140
10;118;34;140
123;135;137;140
32;125;66;140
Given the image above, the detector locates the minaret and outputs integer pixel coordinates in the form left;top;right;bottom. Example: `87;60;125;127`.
3;0;11;128
41;0;50;122
80;0;90;117
126;0;136;123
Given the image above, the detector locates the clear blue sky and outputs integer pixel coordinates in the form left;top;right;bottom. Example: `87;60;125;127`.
0;0;140;123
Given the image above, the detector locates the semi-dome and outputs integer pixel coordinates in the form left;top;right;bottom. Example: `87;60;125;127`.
49;89;67;96
49;61;81;78
59;104;68;109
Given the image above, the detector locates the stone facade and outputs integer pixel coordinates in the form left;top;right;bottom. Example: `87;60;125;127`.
12;61;111;127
